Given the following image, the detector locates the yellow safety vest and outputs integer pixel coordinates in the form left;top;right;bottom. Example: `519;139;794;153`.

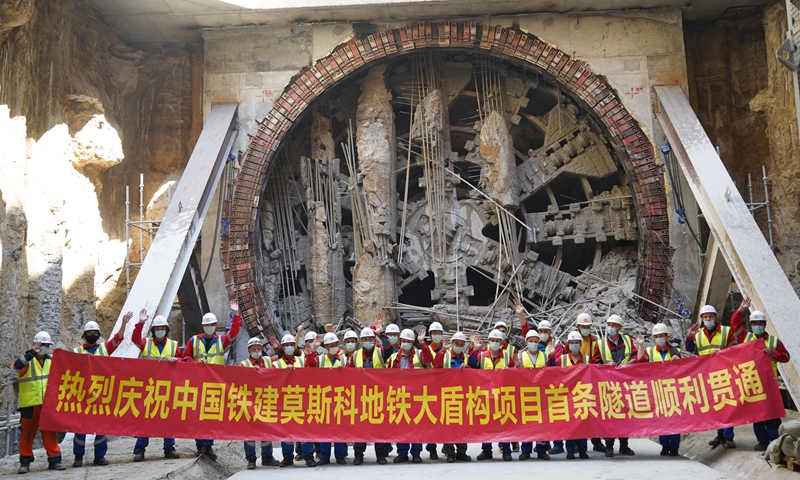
503;343;517;358
141;339;178;360
521;350;547;368
560;354;589;366
353;348;385;368
191;335;225;365
646;345;681;362
73;344;109;356
480;351;510;370
744;333;780;376
599;335;633;365
239;356;273;368
695;325;731;355
18;356;51;408
441;350;468;368
388;349;425;369
273;355;303;369
318;351;347;368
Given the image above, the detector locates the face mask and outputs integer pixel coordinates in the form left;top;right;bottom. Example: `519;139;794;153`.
39;347;51;356
500;332;507;341
490;342;501;351
752;326;765;336
655;338;666;347
284;346;295;356
154;330;167;339
328;346;339;355
539;333;550;342
569;343;581;352
431;334;443;343
527;342;538;350
703;320;716;330
401;342;412;351
388;335;399;345
606;327;617;337
345;343;356;352
203;326;216;336
453;346;465;355
85;334;100;345
316;346;326;356
363;341;374;350
250;351;262;360
580;329;591;337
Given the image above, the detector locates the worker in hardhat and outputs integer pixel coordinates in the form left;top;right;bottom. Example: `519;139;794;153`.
306;332;349;464
388;328;427;463
637;323;683;456
132;309;181;462
416;322;445;459
492;320;517;357
470;329;516;461
596;314;640;457
731;298;790;450
515;302;562;365
348;327;390;465
686;304;738;448
272;333;316;468
427;331;471;462
384;323;402;354
71;313;134;467
13;330;66;474
181;299;242;461
557;331;591;459
573;312;606;453
342;330;359;362
514;330;551;461
240;337;279;469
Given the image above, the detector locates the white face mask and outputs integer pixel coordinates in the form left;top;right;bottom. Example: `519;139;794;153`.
489;341;501;351
453;346;465;355
431;334;443;343
527;341;538;350
655;338;666;347
39;347;51;356
363;341;375;350
345;343;356;352
203;326;216;336
328;346;339;356
401;342;413;351
284;346;295;356
539;332;550;342
250;351;262;360
154;330;167;339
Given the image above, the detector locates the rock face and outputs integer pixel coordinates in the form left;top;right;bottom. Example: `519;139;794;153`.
479;110;519;208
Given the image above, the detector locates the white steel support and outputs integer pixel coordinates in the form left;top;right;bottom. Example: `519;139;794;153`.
692;235;733;321
655;86;800;403
111;103;238;358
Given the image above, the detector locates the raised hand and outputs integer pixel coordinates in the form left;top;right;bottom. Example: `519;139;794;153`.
472;333;482;349
325;323;335;333
138;309;148;323
268;336;280;350
230;299;240;313
442;336;451;350
121;311;134;329
297;323;304;334
687;323;700;337
514;301;525;315
635;333;645;346
739;297;751;311
512;351;521;367
417;327;427;343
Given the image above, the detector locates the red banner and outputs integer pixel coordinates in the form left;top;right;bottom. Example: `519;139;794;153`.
40;341;783;442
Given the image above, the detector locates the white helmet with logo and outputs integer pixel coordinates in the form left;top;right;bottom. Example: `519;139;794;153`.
202;312;218;325
247;337;263;348
567;331;583;342
281;334;295;345
576;313;593;326
525;330;540;340
451;331;467;342
344;330;358;340
607;315;624;327
386;324;401;334
152;315;168;328
429;322;443;332
494;321;508;330
360;327;375;338
750;310;766;322
488;329;504;340
323;332;339;345
699;305;717;316
538;320;552;330
34;331;52;344
652;323;670;336
82;321;101;334
304;331;317;343
400;329;415;341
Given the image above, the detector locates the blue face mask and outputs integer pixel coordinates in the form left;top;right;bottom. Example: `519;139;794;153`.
569;343;581;352
388;335;399;345
431;334;443;343
703;320;716;330
363;341;374;350
606;327;618;337
655;338;667;347
752;326;766;336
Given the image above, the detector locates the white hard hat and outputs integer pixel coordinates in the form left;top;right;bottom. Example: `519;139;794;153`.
576;313;593;326
750;310;767;322
451;331;467;342
247;337;263;348
82;321;101;334
494;321;508;329
429;322;443;332
202;312;218;325
323;332;339;345
567;331;583;342
525;330;540;340
538;320;552;330
34;331;52;344
400;329;415;341
281;334;295;344
652;323;670;336
386;324;400;334
360;327;375;338
607;314;624;327
304;331;318;342
152;315;168;328
344;330;358;340
488;329;504;340
699;305;717;316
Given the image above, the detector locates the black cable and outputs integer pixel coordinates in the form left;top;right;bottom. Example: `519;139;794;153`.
661;144;705;254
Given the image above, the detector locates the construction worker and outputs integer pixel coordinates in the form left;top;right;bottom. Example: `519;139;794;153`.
348;327;389;464
13;331;66;474
731;298;790;450
686;304;738;448
421;321;446;459
493;320;517;357
306;332;349;465
182;299;242;460
273;333;316;467
132;309;181;462
71;313;133;467
342;330;359;363
514;329;550;461
428;331;472;462
575;312;604;452
557;331;590;459
637;323;682;456
240;337;279;469
527;311;567;456
471;329;515;461
388;328;427;463
383;323;402;358
597;314;638;457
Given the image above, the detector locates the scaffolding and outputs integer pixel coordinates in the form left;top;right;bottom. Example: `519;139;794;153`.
124;173;171;296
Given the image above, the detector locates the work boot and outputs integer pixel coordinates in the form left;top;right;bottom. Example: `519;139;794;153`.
305;455;317;467
93;457;109;466
566;452;576;460
724;439;736;449
708;435;724;447
295;453;303;461
317;458;330;466
512;442;520;452
548;445;564;455
165;448;180;459
660;446;670;456
196;445;207;457
518;452;531;460
754;442;768;451
579;452;589;460
591;439;606;453
133;451;145;462
429;449;438;460
537;452;551;460
204;446;218;461
377;455;387;465
353;454;364;465
336;458;347;465
47;456;66;471
279;456;293;467
73;454;83;468
446;455;456;463
412;455;422;463
456;453;472;462
476;451;493;461
605;448;614;458
619;445;635;455
669;448;679;457
262;455;279;466
502;453;512;461
393;455;409;463
18;458;31;474
247;456;257;470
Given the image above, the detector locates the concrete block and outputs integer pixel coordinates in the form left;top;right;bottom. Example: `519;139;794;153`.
312;24;354;62
204;26;313;74
567;11;684;58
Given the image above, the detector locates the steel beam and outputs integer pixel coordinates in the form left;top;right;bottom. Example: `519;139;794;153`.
655;85;800;403
692;235;733;321
111;103;238;358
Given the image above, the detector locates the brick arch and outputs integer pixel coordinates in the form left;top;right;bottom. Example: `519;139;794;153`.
223;22;671;337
